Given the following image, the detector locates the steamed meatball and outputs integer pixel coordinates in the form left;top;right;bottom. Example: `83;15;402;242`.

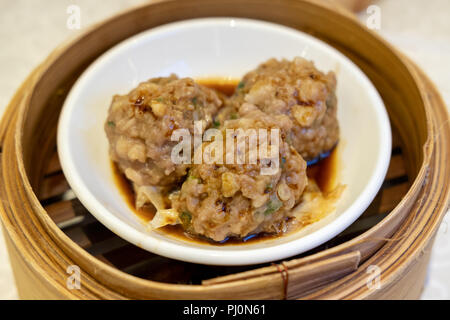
105;75;222;187
171;108;307;242
228;57;339;160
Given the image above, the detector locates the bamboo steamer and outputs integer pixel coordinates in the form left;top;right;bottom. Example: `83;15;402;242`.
0;0;449;300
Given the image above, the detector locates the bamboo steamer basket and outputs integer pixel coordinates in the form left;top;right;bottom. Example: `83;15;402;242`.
1;0;449;300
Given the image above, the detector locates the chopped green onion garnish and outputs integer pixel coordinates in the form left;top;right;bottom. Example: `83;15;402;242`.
187;174;198;181
281;157;286;168
179;211;192;227
263;197;283;215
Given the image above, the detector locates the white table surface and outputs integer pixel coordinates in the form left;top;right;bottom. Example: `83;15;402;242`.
0;0;448;300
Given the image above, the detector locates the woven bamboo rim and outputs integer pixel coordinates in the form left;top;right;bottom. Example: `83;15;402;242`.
0;0;449;299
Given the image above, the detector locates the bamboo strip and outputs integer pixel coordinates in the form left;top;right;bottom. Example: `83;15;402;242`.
0;0;448;300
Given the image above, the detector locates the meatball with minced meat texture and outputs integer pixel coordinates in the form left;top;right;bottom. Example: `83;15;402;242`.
105;75;223;187
171;108;307;242
228;57;339;160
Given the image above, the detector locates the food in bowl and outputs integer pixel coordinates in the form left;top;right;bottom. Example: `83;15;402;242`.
58;17;392;264
105;57;343;243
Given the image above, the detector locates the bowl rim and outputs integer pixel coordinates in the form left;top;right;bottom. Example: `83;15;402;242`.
57;17;392;266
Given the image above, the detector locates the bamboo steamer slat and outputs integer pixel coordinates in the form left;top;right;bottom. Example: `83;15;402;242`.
0;0;449;299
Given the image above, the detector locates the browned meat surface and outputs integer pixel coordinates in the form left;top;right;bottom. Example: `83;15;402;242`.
105;75;223;187
171;109;307;241
226;57;339;160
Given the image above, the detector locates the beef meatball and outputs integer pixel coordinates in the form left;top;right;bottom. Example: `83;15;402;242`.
229;57;339;160
171;108;307;242
105;75;223;187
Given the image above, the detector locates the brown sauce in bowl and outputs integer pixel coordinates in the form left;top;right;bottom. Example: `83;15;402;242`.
111;78;339;245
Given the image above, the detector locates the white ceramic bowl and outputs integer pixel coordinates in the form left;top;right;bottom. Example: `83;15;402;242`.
57;18;391;266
